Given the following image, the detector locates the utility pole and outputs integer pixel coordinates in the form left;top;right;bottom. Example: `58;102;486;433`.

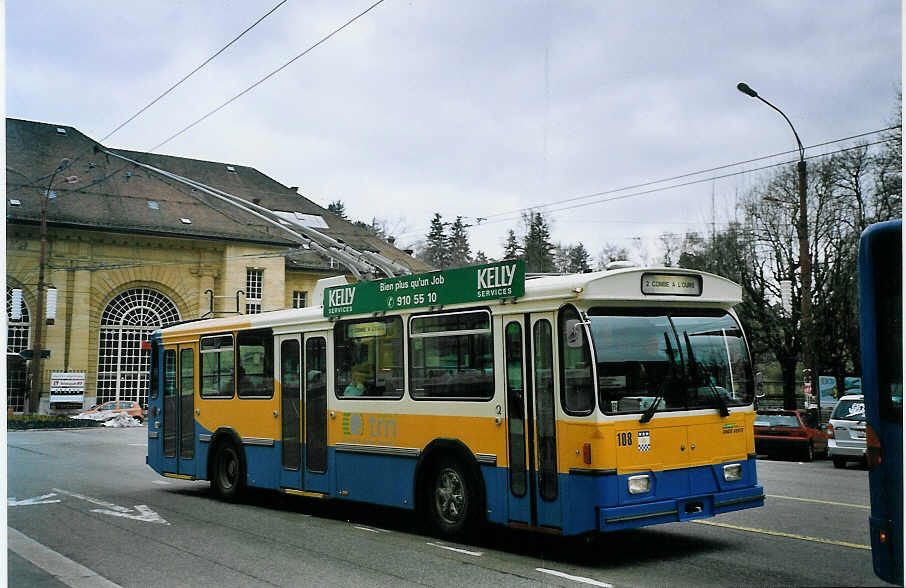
737;83;813;412
28;159;71;414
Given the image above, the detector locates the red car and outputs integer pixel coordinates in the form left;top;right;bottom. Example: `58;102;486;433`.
754;409;829;462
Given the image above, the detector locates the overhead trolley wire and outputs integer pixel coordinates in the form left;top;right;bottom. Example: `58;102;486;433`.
99;0;290;143
9;0;290;192
147;0;386;154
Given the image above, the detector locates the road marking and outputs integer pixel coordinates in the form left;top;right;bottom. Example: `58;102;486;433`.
152;480;171;485
9;493;62;506
536;568;614;587
127;443;145;447
426;542;483;556
766;494;870;509
52;488;169;525
8;527;122;587
691;520;870;550
354;525;389;533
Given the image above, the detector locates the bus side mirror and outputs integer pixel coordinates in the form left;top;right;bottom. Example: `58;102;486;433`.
755;372;765;398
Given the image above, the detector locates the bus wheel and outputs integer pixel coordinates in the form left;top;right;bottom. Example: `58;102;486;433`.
428;458;476;539
212;441;245;500
832;456;846;469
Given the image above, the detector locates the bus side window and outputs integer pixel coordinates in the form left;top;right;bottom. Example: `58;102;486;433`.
200;335;234;398
409;310;494;400
559;305;595;414
334;317;404;399
237;329;274;398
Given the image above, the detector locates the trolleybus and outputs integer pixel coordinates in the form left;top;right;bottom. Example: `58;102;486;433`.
858;219;903;585
146;261;764;538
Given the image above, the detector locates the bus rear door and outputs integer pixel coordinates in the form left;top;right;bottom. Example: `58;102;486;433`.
161;343;198;477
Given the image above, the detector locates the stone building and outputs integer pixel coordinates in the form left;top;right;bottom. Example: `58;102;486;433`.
6;118;428;413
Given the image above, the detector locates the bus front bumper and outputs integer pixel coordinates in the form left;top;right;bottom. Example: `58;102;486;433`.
598;485;765;531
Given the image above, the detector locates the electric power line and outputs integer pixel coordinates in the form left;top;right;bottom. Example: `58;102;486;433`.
397;132;898;238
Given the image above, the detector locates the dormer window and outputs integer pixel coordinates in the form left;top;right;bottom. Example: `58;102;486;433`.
148;201;160;210
56;127;67;135
8;199;21;207
180;218;192;224
226;166;237;173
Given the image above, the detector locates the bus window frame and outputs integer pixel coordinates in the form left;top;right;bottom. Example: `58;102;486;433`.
588;306;754;416
199;333;235;399
333;315;405;400
236;328;274;400
408;307;495;402
557;304;596;417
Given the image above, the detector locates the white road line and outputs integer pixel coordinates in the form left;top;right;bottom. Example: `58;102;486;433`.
353;525;389;533
426;542;483;556
765;494;870;509
536;568;614;587
152;481;171;485
127;443;145;447
9;527;122;588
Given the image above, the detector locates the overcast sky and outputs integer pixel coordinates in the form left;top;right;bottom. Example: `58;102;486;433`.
6;1;902;262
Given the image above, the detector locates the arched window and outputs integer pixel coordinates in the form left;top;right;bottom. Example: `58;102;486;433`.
96;288;180;406
7;286;31;412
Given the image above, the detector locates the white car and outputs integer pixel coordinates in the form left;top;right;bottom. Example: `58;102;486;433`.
827;394;866;468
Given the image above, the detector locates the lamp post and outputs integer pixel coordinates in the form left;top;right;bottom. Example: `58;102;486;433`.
27;158;71;414
737;82;813;413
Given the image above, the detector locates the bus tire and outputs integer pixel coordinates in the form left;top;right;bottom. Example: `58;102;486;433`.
832;456;846;469
426;457;478;539
212;439;245;500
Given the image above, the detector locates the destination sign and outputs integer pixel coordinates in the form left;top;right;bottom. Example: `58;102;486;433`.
324;260;526;317
640;273;702;296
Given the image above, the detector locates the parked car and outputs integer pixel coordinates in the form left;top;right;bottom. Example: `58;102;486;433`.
827;393;867;468
82;400;145;423
754;408;828;461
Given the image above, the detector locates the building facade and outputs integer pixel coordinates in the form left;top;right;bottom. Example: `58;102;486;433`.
6;118;428;413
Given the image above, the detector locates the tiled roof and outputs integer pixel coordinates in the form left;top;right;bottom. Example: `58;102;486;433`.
6;118;429;273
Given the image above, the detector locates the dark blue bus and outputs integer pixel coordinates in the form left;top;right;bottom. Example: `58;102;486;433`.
858;219;902;585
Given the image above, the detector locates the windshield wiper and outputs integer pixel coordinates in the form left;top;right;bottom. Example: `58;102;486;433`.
683;331;729;417
639;333;675;424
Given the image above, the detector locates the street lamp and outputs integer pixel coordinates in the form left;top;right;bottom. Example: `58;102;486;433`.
27;158;71;414
737;82;813;413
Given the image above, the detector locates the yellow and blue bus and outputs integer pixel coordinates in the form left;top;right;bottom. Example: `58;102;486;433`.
146;261;764;538
858;219;903;585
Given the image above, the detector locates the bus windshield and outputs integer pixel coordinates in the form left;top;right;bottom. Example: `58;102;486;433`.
589;309;753;415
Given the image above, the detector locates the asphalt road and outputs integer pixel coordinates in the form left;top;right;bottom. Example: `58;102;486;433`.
7;426;887;587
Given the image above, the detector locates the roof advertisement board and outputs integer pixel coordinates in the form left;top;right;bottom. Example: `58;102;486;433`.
323;260;525;317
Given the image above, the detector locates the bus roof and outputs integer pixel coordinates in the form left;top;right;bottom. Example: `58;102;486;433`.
157;265;742;340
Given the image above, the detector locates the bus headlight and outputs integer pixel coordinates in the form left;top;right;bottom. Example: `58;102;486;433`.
628;474;651;494
723;463;743;481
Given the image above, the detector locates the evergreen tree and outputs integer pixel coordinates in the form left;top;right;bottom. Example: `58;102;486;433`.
422;213;450;269
473;250;490;265
567;243;592;273
327;200;348;220
522;211;555;273
448;216;472;268
502;229;522;260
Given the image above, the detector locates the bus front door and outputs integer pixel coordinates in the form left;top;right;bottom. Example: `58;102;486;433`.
504;318;531;525
161;344;198;477
278;335;303;490
530;313;562;530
